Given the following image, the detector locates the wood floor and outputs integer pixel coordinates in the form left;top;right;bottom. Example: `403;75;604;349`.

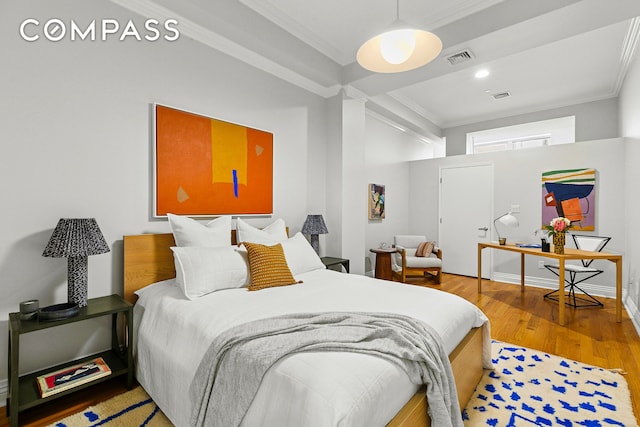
414;273;640;422
2;273;639;426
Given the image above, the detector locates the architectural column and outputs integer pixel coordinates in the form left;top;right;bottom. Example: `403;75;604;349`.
325;91;367;274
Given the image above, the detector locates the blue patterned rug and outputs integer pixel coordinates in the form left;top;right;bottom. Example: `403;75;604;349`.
463;341;638;427
49;386;171;427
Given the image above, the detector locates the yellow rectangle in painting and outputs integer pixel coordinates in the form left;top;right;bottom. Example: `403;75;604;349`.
212;120;248;185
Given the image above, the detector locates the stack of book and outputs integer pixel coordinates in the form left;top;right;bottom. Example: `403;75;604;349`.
36;357;111;398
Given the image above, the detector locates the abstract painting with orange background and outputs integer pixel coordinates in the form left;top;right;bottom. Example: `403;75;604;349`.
155;104;273;216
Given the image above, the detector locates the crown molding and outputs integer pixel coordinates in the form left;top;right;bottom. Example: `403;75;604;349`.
109;0;341;98
239;0;350;65
418;0;505;31
342;84;369;100
109;0;634;132
365;109;436;145
614;17;640;96
440;92;620;129
387;92;443;128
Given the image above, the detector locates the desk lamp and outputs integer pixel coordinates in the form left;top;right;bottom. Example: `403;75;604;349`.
494;212;519;245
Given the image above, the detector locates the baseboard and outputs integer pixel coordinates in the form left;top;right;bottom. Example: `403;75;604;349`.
492;272;618;299
0;378;6;408
624;294;640;336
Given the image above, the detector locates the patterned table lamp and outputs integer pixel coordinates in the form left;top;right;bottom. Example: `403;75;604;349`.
301;214;328;254
43;218;110;307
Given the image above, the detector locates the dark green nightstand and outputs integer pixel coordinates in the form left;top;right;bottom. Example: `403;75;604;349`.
6;295;133;427
321;256;350;273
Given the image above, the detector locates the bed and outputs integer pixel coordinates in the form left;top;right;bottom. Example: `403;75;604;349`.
123;230;491;427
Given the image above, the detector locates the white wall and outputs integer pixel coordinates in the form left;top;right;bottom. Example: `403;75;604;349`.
444;98;620;156
619;43;640;328
0;0;329;382
364;112;434;273
408;138;627;297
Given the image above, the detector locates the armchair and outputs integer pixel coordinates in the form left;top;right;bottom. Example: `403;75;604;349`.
391;235;442;284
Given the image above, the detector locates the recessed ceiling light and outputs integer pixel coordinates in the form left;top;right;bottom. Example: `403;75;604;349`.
475;69;490;79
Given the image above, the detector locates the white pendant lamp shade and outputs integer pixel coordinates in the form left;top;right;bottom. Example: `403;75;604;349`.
357;0;442;74
357;26;442;73
380;29;416;64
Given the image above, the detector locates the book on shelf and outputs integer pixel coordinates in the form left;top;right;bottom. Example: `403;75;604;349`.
36;357;111;398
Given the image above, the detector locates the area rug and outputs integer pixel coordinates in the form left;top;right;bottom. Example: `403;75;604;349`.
463;341;638;427
51;342;637;427
49;386;171;427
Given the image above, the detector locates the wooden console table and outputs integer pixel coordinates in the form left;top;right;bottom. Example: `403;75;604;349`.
477;242;622;326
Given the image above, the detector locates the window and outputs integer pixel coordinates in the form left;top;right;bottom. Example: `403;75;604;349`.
466;116;575;155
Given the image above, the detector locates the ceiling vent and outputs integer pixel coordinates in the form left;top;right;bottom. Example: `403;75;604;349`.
445;49;474;66
492;91;511;100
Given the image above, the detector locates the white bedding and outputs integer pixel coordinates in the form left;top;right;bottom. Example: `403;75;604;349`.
134;269;490;427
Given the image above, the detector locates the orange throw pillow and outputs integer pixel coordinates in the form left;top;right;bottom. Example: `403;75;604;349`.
243;242;298;291
415;241;435;257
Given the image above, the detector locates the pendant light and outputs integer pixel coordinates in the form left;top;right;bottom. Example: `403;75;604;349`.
357;0;442;73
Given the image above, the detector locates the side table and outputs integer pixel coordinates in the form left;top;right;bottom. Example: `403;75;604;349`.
370;248;397;280
7;294;133;427
321;256;350;273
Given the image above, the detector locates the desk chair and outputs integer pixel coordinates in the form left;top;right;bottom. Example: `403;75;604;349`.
543;234;611;308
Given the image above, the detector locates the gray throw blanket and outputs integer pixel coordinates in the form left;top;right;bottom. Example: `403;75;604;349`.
189;312;462;427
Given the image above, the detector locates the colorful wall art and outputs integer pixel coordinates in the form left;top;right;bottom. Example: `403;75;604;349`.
368;183;385;220
154;104;273;217
541;168;595;231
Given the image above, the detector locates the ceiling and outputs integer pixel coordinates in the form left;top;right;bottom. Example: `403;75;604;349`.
114;0;640;140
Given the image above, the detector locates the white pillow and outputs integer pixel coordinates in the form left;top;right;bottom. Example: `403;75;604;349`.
281;232;326;276
171;246;249;300
236;218;288;244
168;213;231;247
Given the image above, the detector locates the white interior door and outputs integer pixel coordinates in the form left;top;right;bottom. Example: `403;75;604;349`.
439;164;493;278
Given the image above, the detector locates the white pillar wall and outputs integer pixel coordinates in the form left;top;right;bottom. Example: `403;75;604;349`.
341;97;367;275
325;95;344;260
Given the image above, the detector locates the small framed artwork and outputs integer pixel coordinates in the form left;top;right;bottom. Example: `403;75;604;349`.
154;104;274;217
368;183;385;220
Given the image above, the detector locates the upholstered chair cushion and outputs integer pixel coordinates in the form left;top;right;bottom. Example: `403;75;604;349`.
404;254;441;269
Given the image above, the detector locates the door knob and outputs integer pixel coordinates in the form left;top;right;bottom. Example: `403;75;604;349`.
478;227;488;231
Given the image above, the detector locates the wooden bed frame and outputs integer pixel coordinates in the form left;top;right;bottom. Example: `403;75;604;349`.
123;233;484;427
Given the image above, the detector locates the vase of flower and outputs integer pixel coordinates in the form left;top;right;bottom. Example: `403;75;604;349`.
545;217;571;255
553;230;566;254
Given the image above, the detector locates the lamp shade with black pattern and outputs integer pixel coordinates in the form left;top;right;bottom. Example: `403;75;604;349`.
43;218;110;307
301;214;328;255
